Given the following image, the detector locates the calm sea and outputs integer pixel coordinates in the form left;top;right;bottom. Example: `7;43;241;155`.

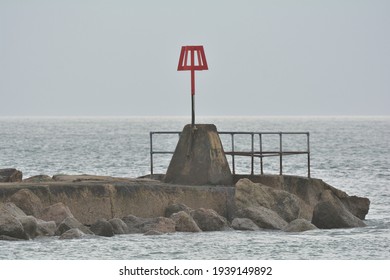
0;116;389;259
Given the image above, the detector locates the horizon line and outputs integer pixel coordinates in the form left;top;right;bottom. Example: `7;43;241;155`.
0;114;389;119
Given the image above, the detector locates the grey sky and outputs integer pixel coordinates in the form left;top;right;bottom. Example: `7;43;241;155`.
1;0;389;116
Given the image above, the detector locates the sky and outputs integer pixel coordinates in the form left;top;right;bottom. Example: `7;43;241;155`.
1;0;389;116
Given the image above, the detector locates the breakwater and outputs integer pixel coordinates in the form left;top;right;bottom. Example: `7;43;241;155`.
0;174;235;225
1;173;369;228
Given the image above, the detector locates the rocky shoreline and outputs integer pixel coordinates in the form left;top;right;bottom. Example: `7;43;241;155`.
0;168;370;241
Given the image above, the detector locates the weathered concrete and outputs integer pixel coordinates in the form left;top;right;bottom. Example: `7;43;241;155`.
0;176;235;225
164;124;233;185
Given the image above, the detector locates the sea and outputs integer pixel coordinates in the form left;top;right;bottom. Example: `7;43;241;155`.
0;116;389;260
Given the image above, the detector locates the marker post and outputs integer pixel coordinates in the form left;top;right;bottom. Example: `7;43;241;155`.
177;46;208;126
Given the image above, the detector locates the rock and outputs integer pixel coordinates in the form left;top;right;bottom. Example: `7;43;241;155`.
170;211;201;232
55;216;93;236
0;202;27;218
142;217;176;233
0;235;24;241
36;219;57;236
283;219;318;232
122;215;176;234
191;208;230;231
0;211;28;240
18;216;38;239
0;202;37;239
90;219;114;237
235;178;310;222
52;174;127;182
39;202;74;225
165;203;192;217
122;215;148;234
59;228;85;240
23;175;54;183
340;196;370;220
231;218;259;231
109;218;128;234
144;230;164;236
9;188;43;217
312;190;366;229
244;175;370;222
235;206;288;230
0;168;22;182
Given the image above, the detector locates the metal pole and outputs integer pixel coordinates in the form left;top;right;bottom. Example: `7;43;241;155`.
191;94;195;126
190;49;195;127
307;132;311;178
251;133;254;175
150;132;154;175
279;132;283;175
259;133;263;175
231;133;235;175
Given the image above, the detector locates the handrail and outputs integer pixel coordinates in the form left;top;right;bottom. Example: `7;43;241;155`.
150;131;310;177
149;131;181;177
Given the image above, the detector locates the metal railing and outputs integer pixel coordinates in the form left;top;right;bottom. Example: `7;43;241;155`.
149;131;181;177
219;131;310;177
150;131;310;177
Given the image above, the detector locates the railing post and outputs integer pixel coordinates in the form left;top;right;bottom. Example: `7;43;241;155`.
231;133;235;175
259;133;263;175
279;132;283;175
150;132;154;175
251;133;254;175
307;132;311;178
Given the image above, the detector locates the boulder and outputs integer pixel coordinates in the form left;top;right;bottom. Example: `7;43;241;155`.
122;215;148;234
122;215;176;234
235;206;288;230
340;196;370;220
0;235;24;241
0;168;22;182
109;218;128;234
0;211;28;240
231;218;259;231
191;208;230;231
52;174;129;182
39;202;74;225
235;178;311;222
55;216;93;236
9;188;43;217
170;211;201;232
59;228;85;240
1;202;27;219
23;175;54;183
283;219;318;232
18;215;38;239
1;202;38;239
242;175;370;222
36;219;57;236
312;190;366;229
90;219;114;237
142;217;176;233
165;203;192;217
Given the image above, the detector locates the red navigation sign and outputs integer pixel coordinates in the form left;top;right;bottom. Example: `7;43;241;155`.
177;46;208;126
